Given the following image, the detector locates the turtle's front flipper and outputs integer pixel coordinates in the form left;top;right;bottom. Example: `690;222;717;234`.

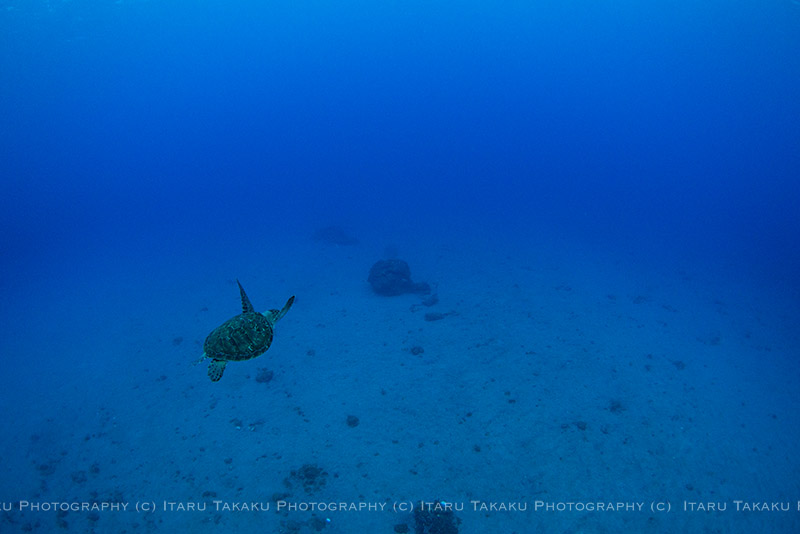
207;359;227;381
238;280;256;313
265;296;295;323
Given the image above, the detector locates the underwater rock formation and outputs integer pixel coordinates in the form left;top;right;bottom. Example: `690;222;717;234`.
286;464;328;494
413;500;460;534
312;226;358;245
367;259;430;296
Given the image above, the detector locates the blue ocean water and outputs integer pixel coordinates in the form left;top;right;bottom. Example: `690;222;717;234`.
1;1;799;532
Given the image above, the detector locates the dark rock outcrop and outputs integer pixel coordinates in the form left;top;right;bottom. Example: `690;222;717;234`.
368;259;430;296
312;226;358;245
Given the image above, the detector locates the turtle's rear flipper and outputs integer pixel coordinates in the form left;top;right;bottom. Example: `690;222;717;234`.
208;359;227;382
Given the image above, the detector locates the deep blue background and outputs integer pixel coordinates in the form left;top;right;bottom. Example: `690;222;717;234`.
2;0;799;289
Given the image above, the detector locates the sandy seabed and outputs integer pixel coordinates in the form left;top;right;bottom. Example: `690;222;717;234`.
1;229;798;533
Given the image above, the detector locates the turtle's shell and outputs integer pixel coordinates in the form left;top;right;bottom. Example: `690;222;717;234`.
203;312;274;362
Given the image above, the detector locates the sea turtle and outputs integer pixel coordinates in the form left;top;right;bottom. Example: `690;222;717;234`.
196;280;294;382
